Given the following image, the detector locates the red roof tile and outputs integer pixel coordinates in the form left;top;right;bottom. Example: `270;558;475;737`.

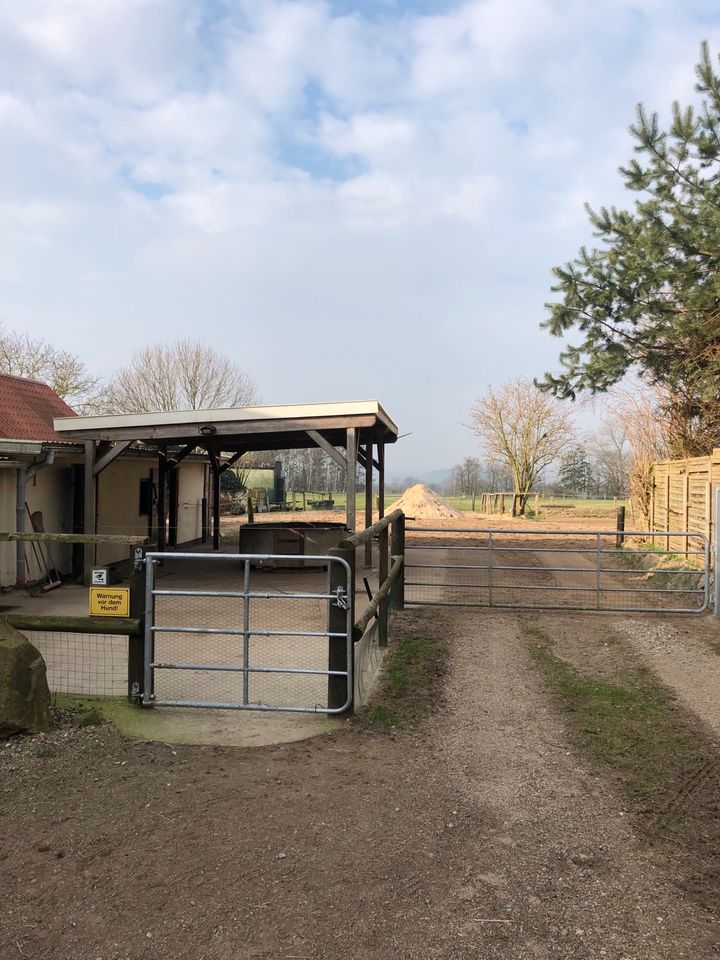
0;375;77;442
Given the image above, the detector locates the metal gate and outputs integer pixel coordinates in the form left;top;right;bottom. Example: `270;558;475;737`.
142;551;353;713
405;527;711;614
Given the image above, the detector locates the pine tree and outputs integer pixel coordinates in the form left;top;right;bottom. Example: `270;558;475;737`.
539;42;720;456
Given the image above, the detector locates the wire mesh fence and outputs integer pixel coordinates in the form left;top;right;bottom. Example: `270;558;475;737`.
405;528;710;613
26;631;128;697
146;552;352;713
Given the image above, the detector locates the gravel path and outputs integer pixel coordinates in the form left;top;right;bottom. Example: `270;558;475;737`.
613;617;720;738
437;607;718;958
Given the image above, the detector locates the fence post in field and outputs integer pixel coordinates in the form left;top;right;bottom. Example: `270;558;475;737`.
391;513;405;610
714;488;720;617
327;543;355;711
615;506;626;550
127;546;146;702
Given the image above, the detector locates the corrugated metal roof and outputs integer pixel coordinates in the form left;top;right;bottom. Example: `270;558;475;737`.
0;374;77;442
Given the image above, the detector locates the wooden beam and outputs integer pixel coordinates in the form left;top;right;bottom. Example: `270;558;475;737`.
356;449;380;471
157;451;167;553
92;440;132;477
2;533;148;545
6;614;141;637
59;415;379;443
167;443;197;469
306;430;347;470
206;448;222;550
83;441;96;584
218;450;245;475
346;427;357;532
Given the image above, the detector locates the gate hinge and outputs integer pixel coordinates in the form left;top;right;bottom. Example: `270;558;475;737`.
332;586;348;610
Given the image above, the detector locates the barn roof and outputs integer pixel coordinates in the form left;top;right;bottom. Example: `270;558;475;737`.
0;374;77;442
53;400;398;450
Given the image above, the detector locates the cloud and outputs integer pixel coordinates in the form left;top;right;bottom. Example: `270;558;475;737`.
0;0;718;470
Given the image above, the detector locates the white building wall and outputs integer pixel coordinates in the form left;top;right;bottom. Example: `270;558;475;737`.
177;462;205;545
25;462;74;581
96;459;152;567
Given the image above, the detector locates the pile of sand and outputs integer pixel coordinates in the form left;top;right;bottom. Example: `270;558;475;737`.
387;484;463;520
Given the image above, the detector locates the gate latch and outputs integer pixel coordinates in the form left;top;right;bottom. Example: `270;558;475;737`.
332;586;348;610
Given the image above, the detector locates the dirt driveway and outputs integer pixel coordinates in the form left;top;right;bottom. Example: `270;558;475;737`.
3;595;720;959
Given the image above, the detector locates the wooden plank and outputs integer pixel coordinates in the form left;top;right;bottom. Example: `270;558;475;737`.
341;509;403;548
2;533;148;545
306;430;347;470
6;614;141;637
92;440;132;476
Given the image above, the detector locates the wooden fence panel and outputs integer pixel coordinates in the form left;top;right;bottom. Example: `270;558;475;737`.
650;449;720;556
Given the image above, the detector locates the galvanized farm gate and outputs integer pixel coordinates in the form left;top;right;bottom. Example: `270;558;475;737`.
405;526;711;614
142;551;353;713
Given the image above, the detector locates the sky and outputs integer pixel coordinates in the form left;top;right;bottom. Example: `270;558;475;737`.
2;0;720;474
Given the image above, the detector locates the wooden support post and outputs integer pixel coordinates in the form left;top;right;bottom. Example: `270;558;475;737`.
364;441;373;569
168;469;178;548
345;427;357;532
128;547;146;702
327;543;355;712
83;441;96;585
683;473;690;557
665;473;671;551
212;465;220;551
157;452;167;553
377;441;388;647
391;514;405;610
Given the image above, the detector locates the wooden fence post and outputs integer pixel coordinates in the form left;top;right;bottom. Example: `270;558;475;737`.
391;514;405;611
327;543;355;711
615;506;626;549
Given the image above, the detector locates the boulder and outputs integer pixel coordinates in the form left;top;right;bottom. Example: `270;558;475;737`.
0;622;51;737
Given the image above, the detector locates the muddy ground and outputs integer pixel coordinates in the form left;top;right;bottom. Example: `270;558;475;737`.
3;517;720;959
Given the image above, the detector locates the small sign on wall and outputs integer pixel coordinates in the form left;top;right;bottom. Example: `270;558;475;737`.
91;568;108;586
89;587;130;618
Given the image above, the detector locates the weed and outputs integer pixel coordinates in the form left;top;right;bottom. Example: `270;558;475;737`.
360;634;445;733
524;624;713;817
35;743;58;759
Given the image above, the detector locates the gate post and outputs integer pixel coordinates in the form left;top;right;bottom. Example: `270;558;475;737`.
127;546;146;702
327;544;355;711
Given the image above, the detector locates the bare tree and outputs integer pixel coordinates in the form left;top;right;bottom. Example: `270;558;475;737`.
99;340;257;413
603;387;670;526
452;457;481;497
469;378;576;515
0;323;100;411
589;422;631;498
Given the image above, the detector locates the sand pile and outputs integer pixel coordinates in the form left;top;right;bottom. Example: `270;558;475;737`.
387;484;463;520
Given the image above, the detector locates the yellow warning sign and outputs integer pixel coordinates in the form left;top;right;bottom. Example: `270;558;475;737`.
89;587;130;618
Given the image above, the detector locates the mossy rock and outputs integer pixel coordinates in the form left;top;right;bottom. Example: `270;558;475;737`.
0;622;51;737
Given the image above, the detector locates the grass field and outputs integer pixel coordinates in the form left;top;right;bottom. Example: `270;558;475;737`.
279;491;626;514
